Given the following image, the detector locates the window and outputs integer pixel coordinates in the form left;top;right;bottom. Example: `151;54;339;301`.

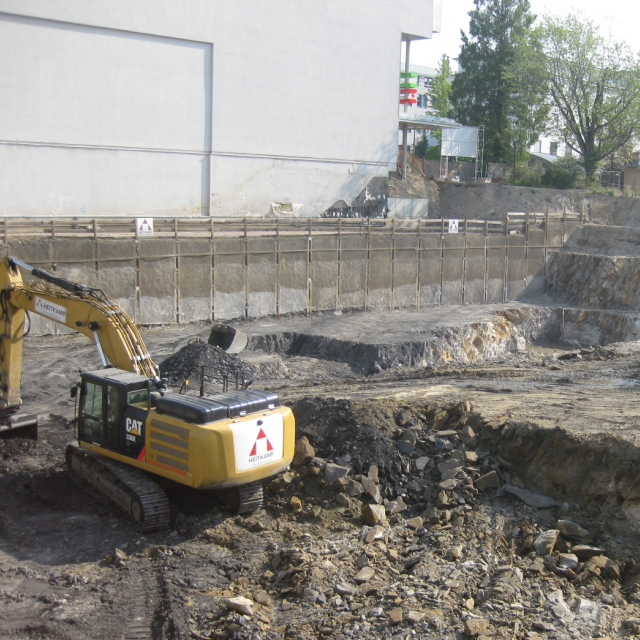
105;386;121;450
128;389;149;406
550;142;558;156
81;382;104;445
417;94;428;109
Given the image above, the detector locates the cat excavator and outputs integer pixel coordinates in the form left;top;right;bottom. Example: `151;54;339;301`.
0;256;295;531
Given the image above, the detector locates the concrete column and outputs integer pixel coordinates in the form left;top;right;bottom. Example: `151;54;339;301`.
401;39;411;181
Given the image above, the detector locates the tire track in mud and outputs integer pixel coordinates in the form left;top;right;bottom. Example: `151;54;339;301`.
121;561;184;640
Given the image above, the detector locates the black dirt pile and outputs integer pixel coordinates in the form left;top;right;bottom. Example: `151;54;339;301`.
289;397;406;485
159;341;258;386
0;437;37;472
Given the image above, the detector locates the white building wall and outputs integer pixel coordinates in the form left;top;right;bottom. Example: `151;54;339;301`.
0;0;436;218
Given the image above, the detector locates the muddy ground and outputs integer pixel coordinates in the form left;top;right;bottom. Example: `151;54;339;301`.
3;314;640;639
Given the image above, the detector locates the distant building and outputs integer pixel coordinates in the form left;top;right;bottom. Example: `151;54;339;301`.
399;63;457;118
0;1;442;218
397;62;460;161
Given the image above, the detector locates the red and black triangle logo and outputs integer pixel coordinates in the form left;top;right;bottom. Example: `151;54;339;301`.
249;428;274;457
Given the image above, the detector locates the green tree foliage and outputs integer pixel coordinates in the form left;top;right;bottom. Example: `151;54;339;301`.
540;157;584;189
414;133;442;161
541;15;640;182
430;54;453;118
451;0;549;164
414;132;430;159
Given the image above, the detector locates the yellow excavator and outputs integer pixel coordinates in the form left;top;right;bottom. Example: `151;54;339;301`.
0;256;295;530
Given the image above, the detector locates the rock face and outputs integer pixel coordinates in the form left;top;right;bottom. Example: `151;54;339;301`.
249;307;552;373
540;225;640;345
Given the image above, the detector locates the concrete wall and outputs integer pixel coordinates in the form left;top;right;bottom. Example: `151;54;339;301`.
7;219;569;335
0;1;436;218
388;198;429;218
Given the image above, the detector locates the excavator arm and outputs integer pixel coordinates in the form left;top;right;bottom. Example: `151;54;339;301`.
0;256;159;411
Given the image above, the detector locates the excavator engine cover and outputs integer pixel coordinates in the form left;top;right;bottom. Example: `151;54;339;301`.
155;389;281;424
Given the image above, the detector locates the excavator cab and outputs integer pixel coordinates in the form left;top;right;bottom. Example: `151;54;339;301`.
77;368;151;461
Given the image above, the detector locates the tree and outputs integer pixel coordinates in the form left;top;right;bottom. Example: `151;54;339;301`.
541;15;640;182
451;0;549;164
414;132;430;159
430;54;453;118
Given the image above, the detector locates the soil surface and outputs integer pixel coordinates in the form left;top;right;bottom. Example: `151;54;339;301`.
3;313;640;639
388;173;640;225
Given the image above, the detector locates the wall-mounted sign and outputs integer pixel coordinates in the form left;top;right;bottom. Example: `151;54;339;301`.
136;218;154;237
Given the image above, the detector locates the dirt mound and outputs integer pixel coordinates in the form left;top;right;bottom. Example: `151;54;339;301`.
0;437;38;470
158;341;258;386
290;397;420;485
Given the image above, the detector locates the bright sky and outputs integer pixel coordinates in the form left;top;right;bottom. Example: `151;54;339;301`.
409;0;639;69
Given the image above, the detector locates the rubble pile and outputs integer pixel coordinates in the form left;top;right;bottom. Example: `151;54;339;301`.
0;437;38;473
172;400;640;639
159;340;258;387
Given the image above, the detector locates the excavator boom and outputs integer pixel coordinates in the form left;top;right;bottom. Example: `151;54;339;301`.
0;256;159;411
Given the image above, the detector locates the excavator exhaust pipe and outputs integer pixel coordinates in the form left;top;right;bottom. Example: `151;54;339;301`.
208;323;248;354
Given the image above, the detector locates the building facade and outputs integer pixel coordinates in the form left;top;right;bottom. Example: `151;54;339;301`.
0;1;440;218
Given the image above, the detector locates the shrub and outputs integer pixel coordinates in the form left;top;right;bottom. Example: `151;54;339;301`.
516;166;542;187
541;157;584;189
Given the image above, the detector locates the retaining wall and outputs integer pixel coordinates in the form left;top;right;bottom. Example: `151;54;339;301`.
541;225;640;345
5;217;579;335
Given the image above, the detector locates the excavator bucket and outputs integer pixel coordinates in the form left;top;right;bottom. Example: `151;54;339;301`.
0;413;38;440
208;323;248;354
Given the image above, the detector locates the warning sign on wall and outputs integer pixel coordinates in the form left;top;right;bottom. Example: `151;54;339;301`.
136;218;154;237
448;219;459;234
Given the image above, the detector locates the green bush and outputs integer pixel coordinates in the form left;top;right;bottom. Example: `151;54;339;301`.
515;166;542;187
541;157;584;189
425;145;441;160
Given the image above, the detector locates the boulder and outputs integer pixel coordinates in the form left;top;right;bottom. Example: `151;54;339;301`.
292;436;315;468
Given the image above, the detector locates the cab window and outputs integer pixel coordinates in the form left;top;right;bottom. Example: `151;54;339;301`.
127;389;148;406
81;382;104;444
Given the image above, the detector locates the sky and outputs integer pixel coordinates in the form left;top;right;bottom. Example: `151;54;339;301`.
409;0;640;69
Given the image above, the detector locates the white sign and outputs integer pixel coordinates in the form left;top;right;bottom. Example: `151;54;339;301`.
136;217;154;237
230;414;284;471
448;219;459;234
35;297;67;323
442;125;479;159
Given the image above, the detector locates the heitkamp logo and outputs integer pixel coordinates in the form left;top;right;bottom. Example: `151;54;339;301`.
35;296;67;323
249;428;274;460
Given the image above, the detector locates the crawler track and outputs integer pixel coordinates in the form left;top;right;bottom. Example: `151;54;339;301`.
237;481;264;514
66;444;170;532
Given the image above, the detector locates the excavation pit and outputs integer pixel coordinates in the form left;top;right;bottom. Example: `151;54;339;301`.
4;308;640;638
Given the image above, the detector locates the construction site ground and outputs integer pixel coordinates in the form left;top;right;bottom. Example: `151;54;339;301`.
3;305;640;640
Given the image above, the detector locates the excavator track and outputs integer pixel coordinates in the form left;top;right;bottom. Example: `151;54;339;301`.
237;481;264;514
66;444;170;532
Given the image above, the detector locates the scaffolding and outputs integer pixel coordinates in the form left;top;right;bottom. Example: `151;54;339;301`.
475;126;484;181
